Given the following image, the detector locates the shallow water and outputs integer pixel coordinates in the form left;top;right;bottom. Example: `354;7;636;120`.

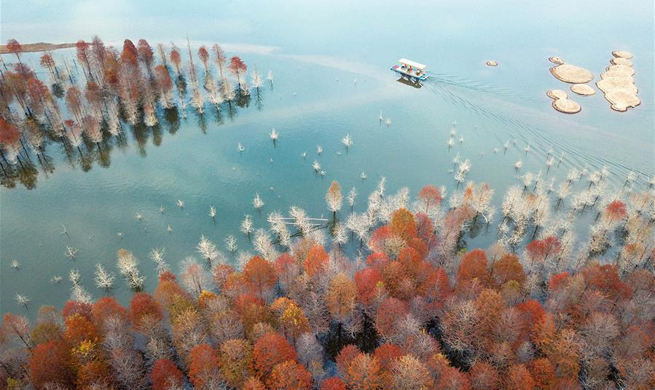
1;0;653;317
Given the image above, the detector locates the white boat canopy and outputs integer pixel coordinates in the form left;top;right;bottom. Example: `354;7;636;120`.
398;58;426;70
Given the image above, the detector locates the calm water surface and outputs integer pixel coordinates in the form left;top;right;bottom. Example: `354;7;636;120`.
1;0;653;317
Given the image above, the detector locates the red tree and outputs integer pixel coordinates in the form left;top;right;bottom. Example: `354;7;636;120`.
528;358;556;390
321;377;347;390
137;39;154;73
129;292;163;330
62;300;93;320
76;361;114;390
336;344;360;378
605;200;627;222
375;297;408;341
91;297;129;327
355;267;384;307
198;46;210;71
76;40;93;79
373;343;403;372
420;267;452;311
491;253;525;286
253;332;297;378
170;47;182;75
526;237;561;263
28;340;75;389
469;362;499;390
64;313;99;346
268;360;313;390
188;344;221;390
436;366;471;390
228;56;247;82
505;364;535;390
243;256;278;296
304;245;329;278
121;39;138;66
92;36;106;66
0;118;21;147
457;249;490;286
418;185;443;213
151;359;185;390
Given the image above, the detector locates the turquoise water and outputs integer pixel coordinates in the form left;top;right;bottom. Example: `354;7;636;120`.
1;0;653;317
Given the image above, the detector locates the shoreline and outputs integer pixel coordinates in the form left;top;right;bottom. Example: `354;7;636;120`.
0;42;76;54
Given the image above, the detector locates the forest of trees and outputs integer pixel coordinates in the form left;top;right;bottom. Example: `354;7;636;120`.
0;37;267;189
1;178;654;389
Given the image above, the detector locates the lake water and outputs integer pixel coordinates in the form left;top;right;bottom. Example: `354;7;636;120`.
1;0;653;317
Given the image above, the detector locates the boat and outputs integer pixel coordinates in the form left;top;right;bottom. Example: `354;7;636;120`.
391;58;429;81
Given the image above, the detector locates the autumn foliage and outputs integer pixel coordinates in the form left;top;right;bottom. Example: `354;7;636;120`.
3;200;654;390
151;359;184;390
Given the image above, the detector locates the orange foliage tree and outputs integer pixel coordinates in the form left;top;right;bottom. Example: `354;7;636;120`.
469;362;499;390
304;245;329;278
219;338;253;388
336;344;360;377
345;353;384;390
188;344;221;390
321;377;347;390
457;249;490;287
242;256;278;296
28;340;75;389
390;208;418;242
253;332;297;378
151;359;184;390
491;254;525;287
129;292;163;330
268;360;313;390
505;364;535;390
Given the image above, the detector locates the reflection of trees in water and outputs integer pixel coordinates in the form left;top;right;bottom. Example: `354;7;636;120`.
196;111;207;134
255;89;264;111
0;91;266;190
226;101;237;121
51;83;64;99
235;90;251;108
0;158;39;189
164;108;180;134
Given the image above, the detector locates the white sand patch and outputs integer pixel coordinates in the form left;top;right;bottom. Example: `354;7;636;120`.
606;64;635;76
597;52;640;112
604;91;641;112
612;50;634;59
596;77;638;95
548;56;565;65
550;64;594;84
571;84;595;96
610;58;633;67
547;89;568;100
547;89;581;114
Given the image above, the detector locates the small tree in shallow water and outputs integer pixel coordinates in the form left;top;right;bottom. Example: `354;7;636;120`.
229;56;248;87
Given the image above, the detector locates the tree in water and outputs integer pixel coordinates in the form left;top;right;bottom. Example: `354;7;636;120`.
137;39;155;78
170;45;183;77
229;56;248;89
327;181;343;219
0;118;22;165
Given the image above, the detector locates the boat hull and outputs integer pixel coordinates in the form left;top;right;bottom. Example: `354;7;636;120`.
391;65;429;81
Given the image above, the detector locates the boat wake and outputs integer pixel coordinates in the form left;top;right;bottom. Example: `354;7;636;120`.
421;75;652;186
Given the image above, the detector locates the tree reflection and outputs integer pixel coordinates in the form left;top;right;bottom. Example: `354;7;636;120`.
0;38;269;190
0;94;267;189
